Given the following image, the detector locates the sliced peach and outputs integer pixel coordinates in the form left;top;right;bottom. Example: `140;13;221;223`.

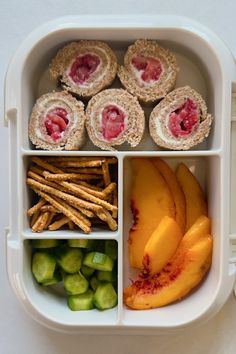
182;215;211;249
128;158;175;269
124;235;212;310
176;163;207;231
142;216;182;276
153;158;186;233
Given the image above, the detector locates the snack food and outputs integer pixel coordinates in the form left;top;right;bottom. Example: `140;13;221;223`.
149;86;213;150
27;156;118;233
117;39;177;104
86;88;145;151
29;91;85;150
50;41;117;98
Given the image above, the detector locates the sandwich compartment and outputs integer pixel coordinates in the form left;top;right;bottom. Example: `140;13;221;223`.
4;15;236;333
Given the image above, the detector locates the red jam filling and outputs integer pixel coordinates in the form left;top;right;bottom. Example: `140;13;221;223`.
168;98;198;138
69;54;100;84
44;107;69;141
101;105;125;141
131;55;163;83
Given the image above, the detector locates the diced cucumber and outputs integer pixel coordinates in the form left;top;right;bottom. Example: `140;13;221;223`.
56;247;83;273
42;270;62;286
32;239;60;249
64;271;89;295
104;240;118;260
68;239;95;249
93;283;118;310
90;276;101;291
83;252;114;271
68;289;94;311
81;265;95;278
32;252;56;284
97;270;116;283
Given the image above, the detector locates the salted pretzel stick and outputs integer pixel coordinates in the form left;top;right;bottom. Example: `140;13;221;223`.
44;212;56;229
96;208;118;231
30;210;40;227
76;180;103;191
31;156;63;174
54;180;118;213
76;206;94;218
56;167;103;175
112;188;118;218
28;170;69;193
32;212;50;232
27;178;103;213
48;216;70;231
53;160;104;168
41;205;58;213
68;221;75;230
27;197;46;216
70;182;107;199
102;162;111;186
43;171;100;181
45;157;117;164
30;188;91;233
103;183;117;197
30;166;45;177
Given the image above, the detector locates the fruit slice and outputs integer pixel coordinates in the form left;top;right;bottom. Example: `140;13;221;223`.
181;215;211;249
128;158;175;269
152;158;186;233
176;163;207;231
142;216;182;276
124;235;212;309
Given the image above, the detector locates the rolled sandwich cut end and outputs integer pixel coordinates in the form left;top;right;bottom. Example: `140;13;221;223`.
28;91;85;151
118;39;178;104
86;88;145;151
149;86;213;150
50;41;117;98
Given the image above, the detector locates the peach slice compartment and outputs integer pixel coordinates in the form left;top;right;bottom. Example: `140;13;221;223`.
122;154;222;328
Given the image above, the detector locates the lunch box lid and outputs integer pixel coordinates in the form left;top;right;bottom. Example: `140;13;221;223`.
4;14;236;333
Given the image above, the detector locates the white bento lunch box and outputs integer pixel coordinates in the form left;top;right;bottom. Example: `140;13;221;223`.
4;15;236;334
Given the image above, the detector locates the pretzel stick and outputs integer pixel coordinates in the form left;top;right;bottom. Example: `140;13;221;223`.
103;183;117;196
102;162;111;186
112;188;118;218
27;178;103;213
41;205;58;213
27;198;46;216
43;171;100;181
96;209;118;231
28;170;69;193
76;180;103;191
53;160;104;168
45;157;117;164
30;188;91;233
32;212;50;232
70;182;107;199
30;166;45;177
30;210;40;227
31;157;63;174
48;216;70;231
56;167;103;175
54;180;118;213
44;212;56;229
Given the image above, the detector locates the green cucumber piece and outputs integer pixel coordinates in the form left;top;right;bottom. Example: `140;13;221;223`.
42;270;62;286
32;252;56;284
83;252;114;271
104;240;118;260
56;247;83;273
64;271;89;295
93;283;117;310
68;239;95;249
81;265;95;278
97;270;116;283
68;289;94;311
90;276;101;291
32;239;60;249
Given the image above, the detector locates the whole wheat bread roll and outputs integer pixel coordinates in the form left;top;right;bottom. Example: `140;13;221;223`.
29;91;85;150
86;88;145;151
118;39;178;104
149;86;213;150
50;41;117;99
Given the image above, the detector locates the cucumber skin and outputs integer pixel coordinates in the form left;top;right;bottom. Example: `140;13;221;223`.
32;239;60;249
56;247;83;274
68;239;95;249
90;276;101;291
83;252;114;271
93;283;118;310
104;240;118;260
68;290;94;311
81;265;95;278
42;270;62;286
97;270;116;283
32;252;56;284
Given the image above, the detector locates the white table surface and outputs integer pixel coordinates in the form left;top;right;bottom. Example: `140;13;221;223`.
1;0;236;353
